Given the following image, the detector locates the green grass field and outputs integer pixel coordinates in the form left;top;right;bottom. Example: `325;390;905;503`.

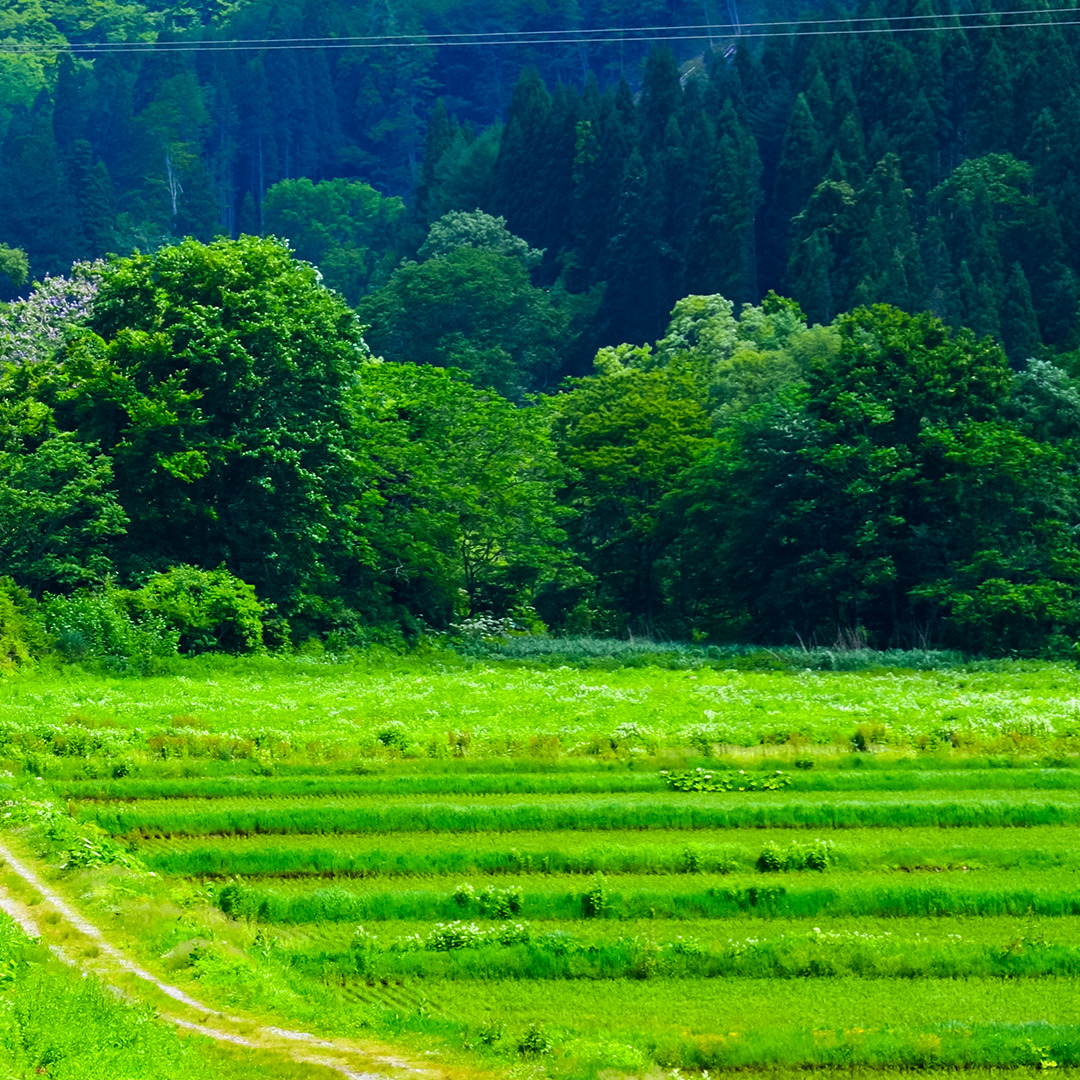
4;649;1080;1078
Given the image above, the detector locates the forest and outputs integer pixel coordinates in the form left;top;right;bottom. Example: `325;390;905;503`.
2;0;1080;656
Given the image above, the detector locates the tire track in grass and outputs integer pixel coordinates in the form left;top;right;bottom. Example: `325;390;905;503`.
0;838;444;1080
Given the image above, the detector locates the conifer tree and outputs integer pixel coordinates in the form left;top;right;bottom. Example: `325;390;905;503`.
1000;262;1041;362
761;92;825;286
687;101;762;304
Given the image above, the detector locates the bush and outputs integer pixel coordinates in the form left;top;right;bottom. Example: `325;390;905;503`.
41;585;179;667
660;767;793;792
582;872;610;917
518;1022;552;1057
0;577;43;671
132;565;264;654
757;838;837;872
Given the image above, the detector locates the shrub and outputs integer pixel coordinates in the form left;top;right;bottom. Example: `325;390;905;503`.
582;872;610;917
0;577;43;671
756;842;786;873
480;886;523;918
375;720;409;750
518;1022;552;1057
660;767;793;792
132;565;264;654
757;838;837;872
41;584;179;667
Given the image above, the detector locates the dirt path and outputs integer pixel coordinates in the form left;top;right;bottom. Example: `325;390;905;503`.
0;838;447;1080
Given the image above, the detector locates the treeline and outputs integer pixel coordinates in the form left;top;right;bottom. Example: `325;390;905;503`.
5;1;1080;365
1;235;1079;659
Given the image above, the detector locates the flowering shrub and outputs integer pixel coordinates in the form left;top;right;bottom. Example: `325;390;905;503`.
425;920;531;950
0;262;102;367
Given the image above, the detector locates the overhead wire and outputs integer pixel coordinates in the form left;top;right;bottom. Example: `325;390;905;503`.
1;5;1079;54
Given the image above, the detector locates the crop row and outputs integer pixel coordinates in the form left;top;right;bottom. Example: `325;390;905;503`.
211;877;1080;923
55;765;1080;803
280;923;1080;981
139;831;1080;878
81;796;1080;837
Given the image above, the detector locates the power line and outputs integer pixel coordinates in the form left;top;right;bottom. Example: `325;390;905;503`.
2;6;1078;54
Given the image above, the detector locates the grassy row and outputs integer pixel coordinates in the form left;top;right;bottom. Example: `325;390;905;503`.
82;796;1080;837
54;765;1080;802
288;929;1080;982
645;1021;1080;1070
139;833;1080;878
213;877;1080;923
369;974;1080;1074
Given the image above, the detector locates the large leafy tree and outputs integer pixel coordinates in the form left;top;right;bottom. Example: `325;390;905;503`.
261;177;409;305
354;363;570;626
555;348;712;631
0;363;125;596
679;305;1080;651
359;226;582;398
47;236;377;625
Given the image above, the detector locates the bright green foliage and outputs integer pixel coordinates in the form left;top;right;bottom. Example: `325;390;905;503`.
359;245;573;398
417;209;543;268
131;564;264;654
0;242;27;294
40;584;179;666
52;236;375;624
0;912;265;1079
661;768;792;792
261;177;408;304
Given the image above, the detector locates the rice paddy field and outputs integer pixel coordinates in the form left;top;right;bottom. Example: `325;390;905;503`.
3;645;1080;1078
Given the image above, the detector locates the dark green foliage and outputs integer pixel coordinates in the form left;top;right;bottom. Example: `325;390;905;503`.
359;243;574;398
7;8;1080;655
677;304;1080;650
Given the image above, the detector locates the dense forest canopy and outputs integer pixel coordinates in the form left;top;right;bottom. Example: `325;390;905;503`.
2;0;1080;657
6;0;1080;360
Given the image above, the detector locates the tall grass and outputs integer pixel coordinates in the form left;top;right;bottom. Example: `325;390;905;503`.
58;771;667;801
53;765;1080;806
140;831;1080;877
294;927;1080;982
214;878;1080;923
83;795;1080;837
0;915;257;1080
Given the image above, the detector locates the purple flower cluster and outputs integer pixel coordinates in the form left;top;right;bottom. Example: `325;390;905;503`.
0;260;104;366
